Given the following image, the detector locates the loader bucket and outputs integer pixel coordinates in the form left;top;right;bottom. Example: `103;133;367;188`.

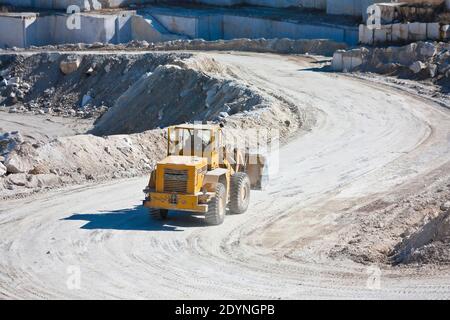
245;153;269;191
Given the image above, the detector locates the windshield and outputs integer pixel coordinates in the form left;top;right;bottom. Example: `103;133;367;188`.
168;128;213;157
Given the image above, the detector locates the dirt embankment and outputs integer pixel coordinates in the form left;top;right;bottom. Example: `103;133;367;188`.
0;51;304;199
331;170;450;266
0;130;166;199
394;207;450;265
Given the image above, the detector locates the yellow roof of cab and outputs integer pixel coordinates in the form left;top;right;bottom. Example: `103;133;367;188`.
158;155;207;166
171;124;219;130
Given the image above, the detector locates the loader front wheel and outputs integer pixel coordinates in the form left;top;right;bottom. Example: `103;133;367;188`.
205;183;226;226
229;172;251;214
149;208;168;220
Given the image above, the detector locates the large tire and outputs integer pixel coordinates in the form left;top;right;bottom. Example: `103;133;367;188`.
149;208;168;220
229;172;251;214
205;183;226;226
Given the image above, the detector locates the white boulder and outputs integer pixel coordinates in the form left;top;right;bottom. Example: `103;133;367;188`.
0;162;6;176
60;56;82;75
409;61;427;74
4;152;34;174
332;50;344;71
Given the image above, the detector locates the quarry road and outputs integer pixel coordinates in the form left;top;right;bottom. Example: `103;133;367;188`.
1;52;450;299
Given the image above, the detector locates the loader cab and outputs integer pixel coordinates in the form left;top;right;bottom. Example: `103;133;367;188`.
167;124;222;169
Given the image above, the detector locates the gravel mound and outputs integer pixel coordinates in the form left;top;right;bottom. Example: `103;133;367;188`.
0;130;166;199
0;52;191;118
392;209;450;265
330;173;450;266
92;54;271;135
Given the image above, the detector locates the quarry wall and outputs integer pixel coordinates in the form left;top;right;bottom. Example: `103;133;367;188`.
357;1;449;45
0;0;91;10
0;14;28;48
1;0;444;48
222;15;357;42
358;22;448;45
0;9;358;48
0;11;136;48
0;0;328;11
148;11;358;43
0;0;424;18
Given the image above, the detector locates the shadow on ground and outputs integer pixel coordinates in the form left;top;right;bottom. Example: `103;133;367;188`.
64;205;208;232
297;63;333;73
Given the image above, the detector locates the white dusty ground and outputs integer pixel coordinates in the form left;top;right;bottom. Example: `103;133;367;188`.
0;52;449;299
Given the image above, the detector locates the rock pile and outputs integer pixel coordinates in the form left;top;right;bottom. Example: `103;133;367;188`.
0;128;167;198
0;131;36;177
392;206;450;265
332;41;450;82
0;38;345;120
0;52;186;119
0;131;23;158
0;76;31;105
331;176;450;266
3;38;347;57
92;60;271;136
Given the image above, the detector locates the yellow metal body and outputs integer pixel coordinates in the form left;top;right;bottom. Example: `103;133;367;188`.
155;156;207;194
143;124;232;213
146;192;209;213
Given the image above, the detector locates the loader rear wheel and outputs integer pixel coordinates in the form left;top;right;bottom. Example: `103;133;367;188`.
149;208;168;220
229;172;251;214
205;183;226;226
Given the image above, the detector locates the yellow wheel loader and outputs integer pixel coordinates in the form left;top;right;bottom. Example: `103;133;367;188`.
143;124;266;225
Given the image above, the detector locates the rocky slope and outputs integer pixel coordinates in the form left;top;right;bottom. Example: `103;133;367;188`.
333;41;450;85
331;169;450;266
